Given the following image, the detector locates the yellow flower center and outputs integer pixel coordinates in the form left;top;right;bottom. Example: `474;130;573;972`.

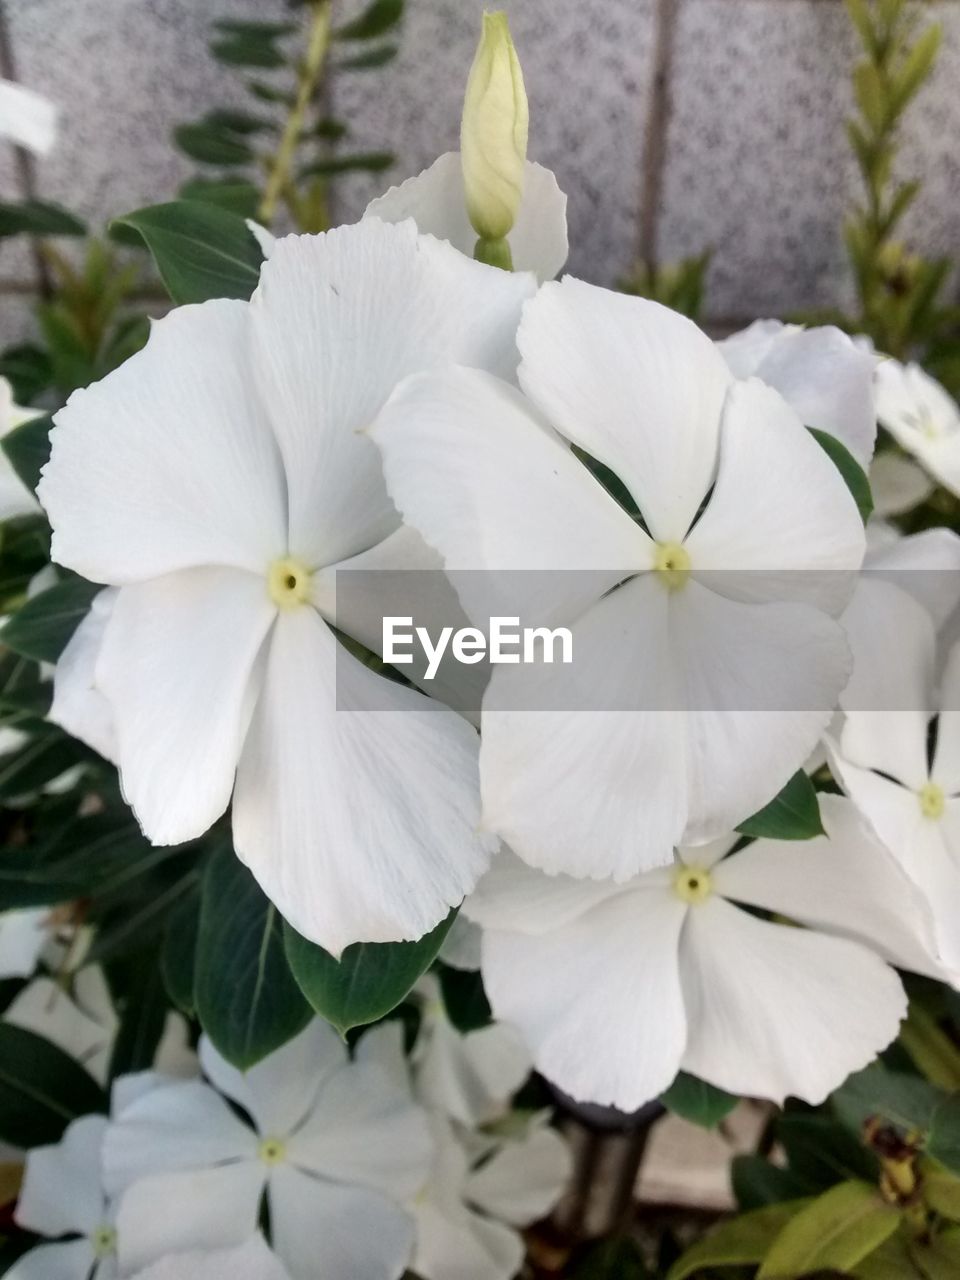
654;541;691;591
267;557;312;609
258;1136;287;1165
673;864;713;904
919;781;945;820
91;1225;117;1258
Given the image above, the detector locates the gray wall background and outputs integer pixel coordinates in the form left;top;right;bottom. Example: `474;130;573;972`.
1;0;959;348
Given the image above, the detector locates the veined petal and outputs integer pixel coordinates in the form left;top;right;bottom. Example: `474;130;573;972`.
370;366;647;630
96;569;275;846
463;848;626;936
716;320;800;379
0;79;57;156
250;220;535;568
50;588;119;763
466;1127;571;1226
232;607;493;956
39;302;286;584
480;882;688;1111
480;573;688;878
506;161;569;281
268;1167;415;1280
866;528;960;631
3;1241;96;1280
684;378;865;614
414;1202;523;1280
517;280;733;543
679;897;906;1104
669;581;852;844
713;795;947;980
16;1115;107;1238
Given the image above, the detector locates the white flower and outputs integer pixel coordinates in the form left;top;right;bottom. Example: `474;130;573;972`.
0;908;47;979
129;1236;290;1280
869;451;934;517
875;358;960;496
8;1115;118;1280
463;796;942;1111
370;284;866;879
717;320;878;466
828;579;960;971
863;526;960;632
438;913;483;971
39;219;534;955
49;587;120;763
365;154;568;283
0;79;57;156
103;1020;431;1279
0;376;43;521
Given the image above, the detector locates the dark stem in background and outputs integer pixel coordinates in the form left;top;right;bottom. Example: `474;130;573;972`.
638;0;680;271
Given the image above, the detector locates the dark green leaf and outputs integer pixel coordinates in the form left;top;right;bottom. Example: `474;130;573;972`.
112;202;264;304
0;199;86;239
162;885;200;1015
660;1072;737;1128
195;844;311;1068
0;344;54;403
299;151;394;178
0;411;52;497
810;428;874;523
1;575;100;664
108;957;169;1079
203;109;275;136
179;179;262;218
0;1023;106;1146
833;1062;944;1139
0;733;89;802
211;35;287;69
285;911;455;1036
212;19;298;39
927;1095;960;1177
571;1238;650;1279
337;43;400;70
732;1155;813;1210
314;118;349;141
334;0;403;40
86;866;198;967
437;963;491;1033
779;1111;879;1189
174;123;254;166
737;770;824;840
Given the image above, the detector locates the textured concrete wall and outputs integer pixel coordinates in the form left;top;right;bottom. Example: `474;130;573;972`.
1;0;959;347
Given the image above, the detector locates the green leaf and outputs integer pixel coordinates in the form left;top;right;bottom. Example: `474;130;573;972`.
833;1062;944;1139
0;344;54;403
736;770;824;840
112;202;264;304
660;1071;737;1128
285;911;455;1036
213;19;298;39
810;427;874;523
337;43;399;70
571;1238;650;1279
891;25;941;117
1;575;100;664
667;1200;809;1280
922;1160;960;1222
174;122;254;167
162;885;200;1015
179;179;262;218
1;412;52;496
927;1095;960;1177
298;151;395;178
195;844;311;1068
211;35;287;69
757;1180;900;1277
732;1155;813;1210
335;0;403;40
778;1110;878;1189
0;733;89;802
0;1023;106;1146
437;963;492;1033
0;199;86;239
108;958;169;1079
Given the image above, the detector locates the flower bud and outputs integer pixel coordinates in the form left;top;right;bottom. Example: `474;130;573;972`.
460;12;529;245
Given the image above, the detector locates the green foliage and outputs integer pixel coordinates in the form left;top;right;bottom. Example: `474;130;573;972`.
668;1200;810;1279
736;770;824;840
1;575;101;665
810;428;875;523
0;200;86;239
1;412;52;498
618;251;712;321
757;1180;900;1277
660;1072;738;1129
0;1024;107;1147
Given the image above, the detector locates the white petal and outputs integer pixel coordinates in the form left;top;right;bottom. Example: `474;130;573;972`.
480;880;687;1110
716;320;798;379
233;607;492;956
438;915;483;971
370;365;647;630
200;1022;346;1140
869;453;934;517
480;573;688;878
684;378;865;614
365;154;568;283
268;1166;415;1280
517;281;733;542
866;528;960;631
96;569;275;846
876;360;960;446
414;1203;523;1280
354;1021;412;1093
50;588;119;762
935;640;960;794
670;580;852;844
250;220;535;568
466;1127;571;1225
679;897;906;1104
0;79;57;155
16;1115;107;1238
128;1236;289;1280
5;978;112;1084
102;1080;256;1196
838;579;933;788
748;326;877;465
713;795;946;980
0;908;47;979
115;1164;264;1275
3;1241;95;1280
288;1060;431;1200
463;848;624;935
39;302;286;584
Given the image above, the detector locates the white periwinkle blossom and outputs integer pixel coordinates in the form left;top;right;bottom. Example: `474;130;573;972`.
0;79;57;156
874;357;960;496
129;1236;290;1280
371;283;866;879
463;797;944;1112
365;12;568;282
0;375;44;521
717;319;878;466
39;218;536;955
103;1021;431;1279
8;1115;119;1280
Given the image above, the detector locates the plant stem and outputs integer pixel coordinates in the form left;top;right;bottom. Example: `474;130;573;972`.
258;0;331;226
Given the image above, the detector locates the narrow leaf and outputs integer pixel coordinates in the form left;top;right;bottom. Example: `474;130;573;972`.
810;428;874;523
757;1180;900;1277
0;1023;106;1146
0;200;86;239
1;575;100;664
667;1200;809;1280
736;770;824;840
335;0;403;41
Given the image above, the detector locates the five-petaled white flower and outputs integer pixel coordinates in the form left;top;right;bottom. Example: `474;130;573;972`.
463;796;943;1112
103;1021;431;1280
39;218;535;955
370;283;866;879
874;358;960;497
